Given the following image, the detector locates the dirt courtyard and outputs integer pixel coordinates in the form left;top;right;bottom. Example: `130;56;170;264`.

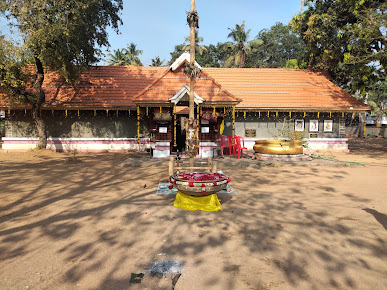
0;138;386;289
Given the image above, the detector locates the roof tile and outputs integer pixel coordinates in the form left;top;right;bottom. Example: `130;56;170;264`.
204;68;369;110
1;65;369;111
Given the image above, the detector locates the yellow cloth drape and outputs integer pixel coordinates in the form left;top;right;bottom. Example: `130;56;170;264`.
220;119;224;135
174;191;222;212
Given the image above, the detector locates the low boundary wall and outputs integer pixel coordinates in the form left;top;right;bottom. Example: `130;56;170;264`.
1;137;151;152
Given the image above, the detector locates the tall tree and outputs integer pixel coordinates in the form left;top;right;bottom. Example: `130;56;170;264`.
183;30;208;56
364;76;387;130
195;43;225;68
124;43;143;66
226;21;251;68
107;49;128;66
0;0;123;148
151;56;165;66
245;22;307;68
291;0;386;93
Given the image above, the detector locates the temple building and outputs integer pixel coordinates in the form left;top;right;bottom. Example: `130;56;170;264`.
0;53;369;156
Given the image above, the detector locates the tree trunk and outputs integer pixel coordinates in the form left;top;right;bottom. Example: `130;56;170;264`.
32;57;47;149
358;112;365;138
32;104;47;149
376;105;382;137
240;50;246;68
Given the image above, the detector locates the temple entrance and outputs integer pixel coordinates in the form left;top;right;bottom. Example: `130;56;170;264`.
174;115;187;153
172;106;191;153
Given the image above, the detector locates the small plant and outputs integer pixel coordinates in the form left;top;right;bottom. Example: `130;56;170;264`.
66;148;81;163
288;130;308;141
269;117;308;141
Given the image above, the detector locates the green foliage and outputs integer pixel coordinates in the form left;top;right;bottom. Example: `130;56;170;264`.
124;43;143;66
151;56;165;67
106;43;143;66
196;43;232;67
286;59;300;69
1;0;123;81
168;44;185;66
269;117;308;141
368;76;387;116
226;21;251;68
0;0;123;147
183;30;207;56
106;49;128;66
246;22;308;68
167;22;307;70
0;36;35;104
291;0;386;94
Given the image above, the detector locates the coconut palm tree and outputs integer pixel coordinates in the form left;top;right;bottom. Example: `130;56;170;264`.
226;21;251;68
151;56;165;66
124;43;143;66
183;30;207;56
106;49;128;66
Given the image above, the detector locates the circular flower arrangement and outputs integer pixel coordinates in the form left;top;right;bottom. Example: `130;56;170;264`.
170;172;231;196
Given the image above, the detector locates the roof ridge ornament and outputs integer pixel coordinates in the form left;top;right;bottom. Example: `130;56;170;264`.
169;52;202;72
169;84;205;105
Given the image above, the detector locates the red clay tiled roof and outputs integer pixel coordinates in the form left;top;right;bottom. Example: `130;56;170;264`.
43;66;166;108
1;66;166;109
134;65;240;105
1;64;369;111
204;68;369;111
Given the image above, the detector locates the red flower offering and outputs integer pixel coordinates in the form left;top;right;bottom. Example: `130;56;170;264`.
170;172;229;196
176;172;227;182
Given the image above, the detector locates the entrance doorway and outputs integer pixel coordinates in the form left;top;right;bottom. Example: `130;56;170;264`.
174;115;187;153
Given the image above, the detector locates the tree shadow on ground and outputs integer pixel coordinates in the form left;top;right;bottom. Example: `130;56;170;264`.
0;153;386;289
347;137;387;159
363;208;387;230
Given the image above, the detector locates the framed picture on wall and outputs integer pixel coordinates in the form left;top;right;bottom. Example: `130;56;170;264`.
323;120;333;132
201;126;209;133
295;119;304;132
309;120;319;132
159;127;168;133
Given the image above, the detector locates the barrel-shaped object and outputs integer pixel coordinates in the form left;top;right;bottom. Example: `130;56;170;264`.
253;140;303;155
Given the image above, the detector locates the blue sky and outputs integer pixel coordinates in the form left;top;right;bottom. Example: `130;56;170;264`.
104;0;305;66
0;0;305;66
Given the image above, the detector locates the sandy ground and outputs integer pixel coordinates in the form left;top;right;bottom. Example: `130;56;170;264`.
0;138;386;290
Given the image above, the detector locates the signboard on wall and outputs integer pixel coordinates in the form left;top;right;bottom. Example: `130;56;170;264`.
0;110;5;118
245;129;256;137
